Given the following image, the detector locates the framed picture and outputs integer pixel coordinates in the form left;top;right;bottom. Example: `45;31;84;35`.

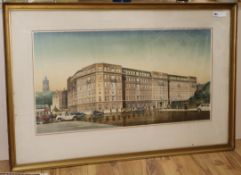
3;2;237;171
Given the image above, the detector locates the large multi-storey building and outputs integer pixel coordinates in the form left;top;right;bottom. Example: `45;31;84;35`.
67;63;123;113
67;63;197;113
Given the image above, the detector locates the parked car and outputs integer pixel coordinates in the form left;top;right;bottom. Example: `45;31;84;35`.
197;104;210;112
71;112;86;120
122;108;131;113
92;110;104;118
36;114;51;124
36;107;51;124
134;107;145;115
56;112;75;121
56;112;86;121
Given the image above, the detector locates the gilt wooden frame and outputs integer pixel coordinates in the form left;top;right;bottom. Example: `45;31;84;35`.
3;2;237;171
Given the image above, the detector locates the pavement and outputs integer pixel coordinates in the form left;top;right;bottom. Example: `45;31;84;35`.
36;110;210;134
36;120;115;134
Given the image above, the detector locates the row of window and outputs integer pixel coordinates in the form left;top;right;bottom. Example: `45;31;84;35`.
125;84;152;89
126;77;151;83
151;74;168;79
103;66;121;73
123;69;151;77
77;95;174;103
74;76;195;87
169;83;196;88
125;96;151;100
104;75;122;81
76;104;122;112
77;98;96;103
78;84;96;90
152;96;168;100
74;96;177;103
76;83;194;91
76;77;96;85
104;82;121;88
100;105;122;111
79;92;96;97
104;90;122;95
169;77;196;82
104;96;122;102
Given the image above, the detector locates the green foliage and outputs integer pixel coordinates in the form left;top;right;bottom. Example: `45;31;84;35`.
35;91;53;107
189;81;210;107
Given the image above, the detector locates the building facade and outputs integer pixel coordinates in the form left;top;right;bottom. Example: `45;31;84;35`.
122;68;153;109
67;63;197;113
168;75;197;103
67;63;123;113
151;72;169;109
52;90;68;110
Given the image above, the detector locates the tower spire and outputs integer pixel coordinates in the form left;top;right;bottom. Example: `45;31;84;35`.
42;76;49;92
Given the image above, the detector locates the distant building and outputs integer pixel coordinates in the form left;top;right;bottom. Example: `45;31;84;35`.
67;63;123;113
168;75;197;103
42;76;49;92
52;90;68;110
67;63;197;113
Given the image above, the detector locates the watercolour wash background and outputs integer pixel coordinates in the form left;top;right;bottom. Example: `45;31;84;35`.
34;29;211;91
33;29;211;134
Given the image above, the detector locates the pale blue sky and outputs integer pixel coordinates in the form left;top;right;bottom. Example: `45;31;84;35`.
34;29;211;91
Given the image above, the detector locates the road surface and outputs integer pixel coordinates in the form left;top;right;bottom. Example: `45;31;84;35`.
36;121;115;134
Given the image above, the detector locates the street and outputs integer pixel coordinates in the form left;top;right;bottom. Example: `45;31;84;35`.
36;110;210;134
94;110;210;126
36;121;115;134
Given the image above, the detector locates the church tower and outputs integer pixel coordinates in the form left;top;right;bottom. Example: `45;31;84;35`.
42;76;49;92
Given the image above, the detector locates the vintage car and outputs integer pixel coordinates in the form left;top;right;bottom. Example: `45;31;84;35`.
91;110;104;118
71;112;86;120
36;107;51;124
134;107;145;115
56;112;86;121
36;114;51;124
197;103;210;112
56;112;75;121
